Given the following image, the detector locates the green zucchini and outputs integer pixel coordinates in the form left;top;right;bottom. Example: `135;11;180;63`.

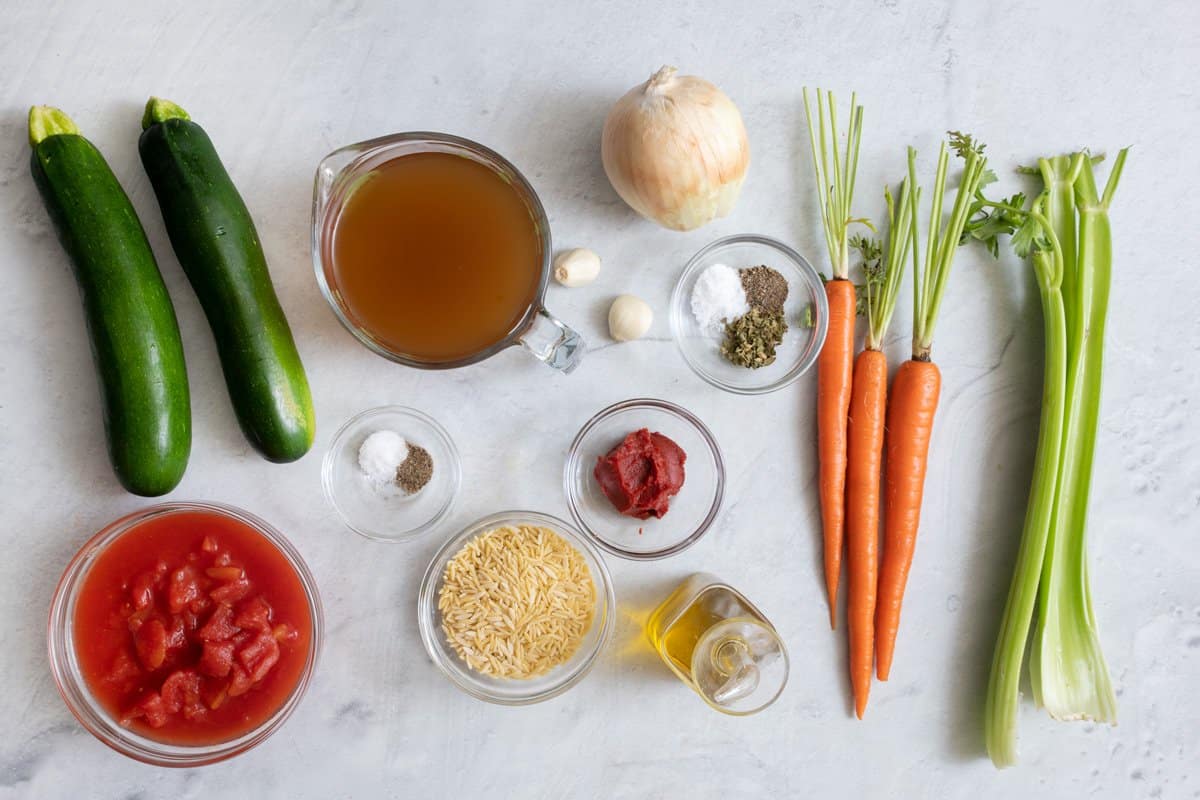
28;106;191;496
138;98;315;463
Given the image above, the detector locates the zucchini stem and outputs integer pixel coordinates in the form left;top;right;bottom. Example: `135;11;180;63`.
28;106;80;147
142;97;191;130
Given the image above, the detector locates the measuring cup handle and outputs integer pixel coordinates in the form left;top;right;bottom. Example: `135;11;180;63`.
518;307;585;373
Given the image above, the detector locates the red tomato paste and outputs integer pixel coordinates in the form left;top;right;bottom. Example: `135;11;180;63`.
594;428;687;519
73;509;312;745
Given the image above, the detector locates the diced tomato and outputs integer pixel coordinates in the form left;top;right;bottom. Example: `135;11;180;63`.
166;616;187;650
199;640;236;678
167;565;203;614
188;595;213;616
129;571;157;610
229;630;252;655
122;691;168;729
160;669;202;714
235;596;273;632
204;681;228;710
73;508;311;745
182;700;207;721
210;576;251;604
252;645;281;683
238;630;281;683
206;566;244;582
134;618;168;671
235;633;273;671
105;649;141;685
196;604;240;642
126;606;152;634
272;624;299;643
236;632;270;668
227;664;254;698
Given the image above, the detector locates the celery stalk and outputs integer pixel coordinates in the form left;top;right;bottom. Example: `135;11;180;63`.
1029;153;1126;724
984;204;1067;767
979;149;1128;767
1040;155;1080;321
1027;154;1084;712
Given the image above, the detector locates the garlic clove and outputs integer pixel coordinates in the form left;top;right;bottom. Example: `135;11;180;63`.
553;248;602;287
608;294;653;341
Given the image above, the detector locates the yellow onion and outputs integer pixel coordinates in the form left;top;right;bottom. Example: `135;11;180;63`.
601;66;749;231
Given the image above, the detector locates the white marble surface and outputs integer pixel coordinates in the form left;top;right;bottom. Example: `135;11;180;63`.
2;1;1197;797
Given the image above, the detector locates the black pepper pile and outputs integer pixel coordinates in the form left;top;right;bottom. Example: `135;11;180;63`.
740;266;789;314
396;443;433;494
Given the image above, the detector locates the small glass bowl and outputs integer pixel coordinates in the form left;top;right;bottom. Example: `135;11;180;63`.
47;502;323;767
417;510;615;705
670;234;829;395
323;405;462;542
564;399;725;560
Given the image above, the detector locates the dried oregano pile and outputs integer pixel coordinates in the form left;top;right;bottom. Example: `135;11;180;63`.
721;307;788;368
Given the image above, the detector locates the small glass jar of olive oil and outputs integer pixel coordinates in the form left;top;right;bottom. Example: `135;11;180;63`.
646;573;788;715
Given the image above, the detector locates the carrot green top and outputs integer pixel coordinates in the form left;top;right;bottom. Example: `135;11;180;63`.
802;89;870;281
909;133;990;360
860;148;919;352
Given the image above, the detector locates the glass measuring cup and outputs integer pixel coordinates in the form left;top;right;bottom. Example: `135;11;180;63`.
312;132;584;372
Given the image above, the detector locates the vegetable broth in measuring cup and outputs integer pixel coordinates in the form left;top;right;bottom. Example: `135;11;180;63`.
330;151;542;363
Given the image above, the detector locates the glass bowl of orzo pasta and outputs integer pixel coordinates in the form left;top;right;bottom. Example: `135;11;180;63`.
417;510;615;704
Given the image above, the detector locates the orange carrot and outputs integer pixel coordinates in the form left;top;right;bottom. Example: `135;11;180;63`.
846;348;887;717
876;358;941;680
818;278;856;628
842;170;918;716
803;89;866;629
873;135;986;681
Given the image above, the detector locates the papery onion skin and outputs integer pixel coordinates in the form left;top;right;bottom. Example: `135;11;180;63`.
602;66;749;232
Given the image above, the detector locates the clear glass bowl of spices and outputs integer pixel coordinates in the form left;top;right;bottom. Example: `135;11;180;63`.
322;405;462;541
670;234;829;395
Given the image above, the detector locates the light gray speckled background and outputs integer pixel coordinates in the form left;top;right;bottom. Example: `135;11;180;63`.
1;1;1197;798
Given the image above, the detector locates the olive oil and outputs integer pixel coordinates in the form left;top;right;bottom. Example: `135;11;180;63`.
646;573;788;715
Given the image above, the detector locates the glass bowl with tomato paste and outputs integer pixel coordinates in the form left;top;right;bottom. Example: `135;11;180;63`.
48;502;322;766
564;398;725;560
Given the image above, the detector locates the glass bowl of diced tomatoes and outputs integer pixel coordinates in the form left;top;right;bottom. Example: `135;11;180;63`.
48;502;323;766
